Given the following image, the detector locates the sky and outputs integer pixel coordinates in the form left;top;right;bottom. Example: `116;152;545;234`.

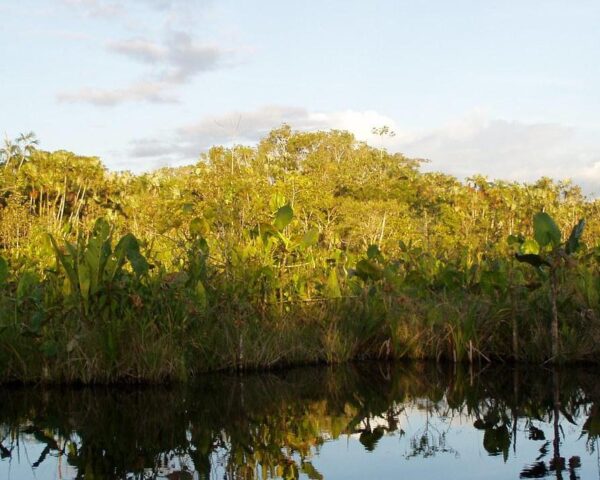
1;0;600;192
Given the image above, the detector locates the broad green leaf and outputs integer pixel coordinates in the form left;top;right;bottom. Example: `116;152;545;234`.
273;204;293;231
92;217;110;243
269;192;286;211
48;235;78;292
123;234;149;276
85;218;112;294
195;279;207;311
324;269;342;299
355;259;383;281
106;240;127;281
299;228;319;248
0;256;8;285
533;212;561;248
566;218;585;254
106;233;149;279
519;239;540;255
17;271;37;301
367;244;381;260
78;261;91;302
107;234;145;281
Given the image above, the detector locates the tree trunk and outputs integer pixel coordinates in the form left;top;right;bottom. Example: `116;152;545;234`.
510;282;518;360
550;270;559;362
552;368;564;479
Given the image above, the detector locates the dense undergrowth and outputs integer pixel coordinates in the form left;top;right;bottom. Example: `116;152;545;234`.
1;126;600;382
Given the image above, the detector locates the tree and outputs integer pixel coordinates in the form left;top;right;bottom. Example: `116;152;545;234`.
513;212;585;361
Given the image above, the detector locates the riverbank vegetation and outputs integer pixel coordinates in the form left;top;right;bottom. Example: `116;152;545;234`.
1;126;600;382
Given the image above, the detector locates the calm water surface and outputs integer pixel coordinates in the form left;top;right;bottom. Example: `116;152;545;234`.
1;363;600;479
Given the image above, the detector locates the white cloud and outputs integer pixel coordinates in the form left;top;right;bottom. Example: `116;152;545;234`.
57;32;234;105
58;0;234;106
177;105;397;144
62;0;197;17
107;38;165;63
125;106;600;194
57;81;177;106
107;32;228;83
396;111;600;193
63;0;123;18
127;106;402;167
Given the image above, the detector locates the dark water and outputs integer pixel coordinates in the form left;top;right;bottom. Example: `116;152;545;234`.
1;363;600;479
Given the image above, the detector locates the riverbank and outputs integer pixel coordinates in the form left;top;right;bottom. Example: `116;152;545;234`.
2;277;600;384
2;129;600;383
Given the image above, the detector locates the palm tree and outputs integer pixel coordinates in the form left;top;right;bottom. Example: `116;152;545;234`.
0;132;38;171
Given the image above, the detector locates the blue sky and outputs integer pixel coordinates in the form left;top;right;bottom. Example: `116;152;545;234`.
2;0;600;191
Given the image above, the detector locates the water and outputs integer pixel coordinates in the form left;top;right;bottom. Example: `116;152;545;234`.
1;363;599;479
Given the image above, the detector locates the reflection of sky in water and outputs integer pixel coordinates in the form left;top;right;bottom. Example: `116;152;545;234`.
1;442;75;480
4;405;597;480
0;366;598;479
314;405;598;480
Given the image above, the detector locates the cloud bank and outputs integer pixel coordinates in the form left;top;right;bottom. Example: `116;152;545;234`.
57;1;235;106
126;106;600;194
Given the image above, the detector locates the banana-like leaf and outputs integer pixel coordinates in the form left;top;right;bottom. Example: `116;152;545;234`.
48;234;78;292
533;212;561;248
106;233;148;280
123;234;149;277
85;218;112;294
92;217;110;242
77;261;91;304
566;218;585;254
106;235;131;282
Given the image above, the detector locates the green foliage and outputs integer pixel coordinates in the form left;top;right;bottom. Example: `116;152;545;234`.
325;269;342;299
273;203;293;231
299;228;319;249
0;257;8;286
48;218;148;317
0;127;600;381
355;259;383;281
566;219;586;254
533;212;561;248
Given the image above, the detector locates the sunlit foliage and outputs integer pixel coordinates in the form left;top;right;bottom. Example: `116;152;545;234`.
1;126;600;381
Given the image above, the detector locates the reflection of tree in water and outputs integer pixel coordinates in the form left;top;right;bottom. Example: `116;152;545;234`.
401;397;457;460
0;364;598;479
518;369;588;480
